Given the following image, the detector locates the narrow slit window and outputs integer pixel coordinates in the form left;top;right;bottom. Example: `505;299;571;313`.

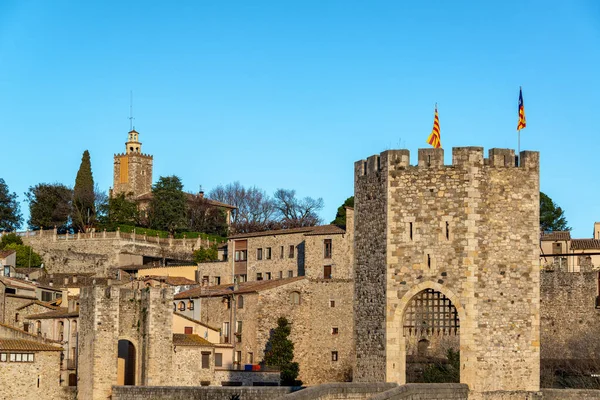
427;254;431;268
409;222;413;241
445;221;450;240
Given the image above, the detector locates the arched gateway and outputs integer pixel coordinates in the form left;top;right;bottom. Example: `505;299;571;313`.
354;147;541;395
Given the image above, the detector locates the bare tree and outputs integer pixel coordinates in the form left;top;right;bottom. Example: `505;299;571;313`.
209;182;276;233
273;189;323;228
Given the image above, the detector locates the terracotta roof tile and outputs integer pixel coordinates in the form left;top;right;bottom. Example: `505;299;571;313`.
229;227;316;239
541;231;571;241
173;334;214;347
571;239;600;250
25;309;79;320
144;276;197;286
0;250;16;258
0;339;62;351
304;225;346;236
175;276;306;299
16;300;59;311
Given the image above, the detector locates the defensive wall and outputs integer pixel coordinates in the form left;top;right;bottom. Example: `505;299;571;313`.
13;228;217;275
354;147;540;395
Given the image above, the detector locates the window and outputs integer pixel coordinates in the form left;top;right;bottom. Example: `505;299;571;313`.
248;352;254;364
331;351;338;361
236;321;243;335
324;239;332;258
279;271;283;279
173;303;177;312
215;352;223;367
288;270;293;278
184;327;193;334
332;327;339;335
23;323;29;333
178;301;186;311
222;322;230;343
329;300;335;308
14;313;18;322
256;273;263;281
201;352;210;369
289;245;295;258
5;353;34;363
188;300;194;310
215;276;221;285
202;276;209;285
224;297;231;309
238;295;244;309
266;272;271;280
266;247;272;259
280;246;284;259
235;351;242;364
290;291;301;305
0;353;6;362
257;248;263;260
235;250;247;261
324;265;332;279
41;291;53;302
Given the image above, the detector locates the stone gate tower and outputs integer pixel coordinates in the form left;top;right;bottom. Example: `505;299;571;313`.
112;129;153;198
353;147;540;395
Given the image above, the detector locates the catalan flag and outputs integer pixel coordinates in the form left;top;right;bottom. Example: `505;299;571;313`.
517;87;526;131
426;105;441;148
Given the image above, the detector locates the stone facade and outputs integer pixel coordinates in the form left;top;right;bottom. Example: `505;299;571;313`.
353;147;541;394
173;344;215;385
78;285;174;400
112;129;153;198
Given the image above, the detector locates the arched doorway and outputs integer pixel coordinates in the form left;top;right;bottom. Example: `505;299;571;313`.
117;340;136;385
403;288;460;383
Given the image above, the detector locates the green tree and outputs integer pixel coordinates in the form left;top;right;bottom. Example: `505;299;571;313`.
148;176;188;234
0;233;23;248
263;317;300;386
25;183;73;231
331;196;354;228
0;178;23;231
72;150;96;232
423;348;460;383
540;192;570;232
4;243;43;268
104;192;139;226
192;245;219;263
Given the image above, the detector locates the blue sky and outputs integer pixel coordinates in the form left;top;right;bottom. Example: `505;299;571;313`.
0;1;599;237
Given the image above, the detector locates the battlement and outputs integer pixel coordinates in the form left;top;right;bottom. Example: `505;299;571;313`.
114;152;154;159
355;147;539;177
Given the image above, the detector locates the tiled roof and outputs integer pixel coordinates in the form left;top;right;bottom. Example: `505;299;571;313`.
173;312;219;331
571;239;600;250
16;300;59;311
175;276;306;299
144;276;197;286
25;309;79;320
304;225;346;236
0;249;16;258
0;322;59;343
229;227;317;239
541;231;571;241
35;273;117;288
6;293;37;300
0;339;62;352
116;264;197;271
173;334;214;347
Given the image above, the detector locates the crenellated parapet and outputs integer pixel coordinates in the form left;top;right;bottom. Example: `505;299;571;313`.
355;147;539;178
113;152;154;159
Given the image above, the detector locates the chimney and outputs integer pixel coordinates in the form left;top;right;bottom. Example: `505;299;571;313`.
199;191;204;199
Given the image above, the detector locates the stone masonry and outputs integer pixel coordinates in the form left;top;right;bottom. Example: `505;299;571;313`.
353;147;540;394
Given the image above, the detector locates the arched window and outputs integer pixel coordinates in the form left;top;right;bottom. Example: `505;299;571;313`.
173;303;177;312
238;295;244;309
71;320;77;333
188;300;194;311
290;291;301;305
178;301;186;311
36;320;41;335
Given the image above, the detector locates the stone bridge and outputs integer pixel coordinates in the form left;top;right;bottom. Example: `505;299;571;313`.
11;228;218;276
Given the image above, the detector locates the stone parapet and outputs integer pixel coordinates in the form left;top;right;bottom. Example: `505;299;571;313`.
111;386;293;400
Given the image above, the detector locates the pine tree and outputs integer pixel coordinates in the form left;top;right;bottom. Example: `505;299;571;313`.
73;150;96;232
331;196;354;228
148;176;188;234
0;178;22;231
263;317;300;385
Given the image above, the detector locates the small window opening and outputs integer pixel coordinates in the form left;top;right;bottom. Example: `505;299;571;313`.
445;221;450;240
409;222;413;241
363;161;367;175
427;154;431;166
427;254;431;268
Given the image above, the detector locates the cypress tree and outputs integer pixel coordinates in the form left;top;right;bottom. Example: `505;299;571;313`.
73;150;95;232
263;317;300;385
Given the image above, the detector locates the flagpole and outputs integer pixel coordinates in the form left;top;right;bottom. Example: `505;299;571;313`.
517;86;522;166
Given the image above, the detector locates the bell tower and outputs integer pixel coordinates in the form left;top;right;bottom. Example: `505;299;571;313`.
112;129;153;198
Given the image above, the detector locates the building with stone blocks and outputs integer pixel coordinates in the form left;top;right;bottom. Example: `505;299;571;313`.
175;276;354;385
228;211;353;283
0;338;69;400
112;129;153;199
540;225;600;272
78;285;174;399
353;147;540;395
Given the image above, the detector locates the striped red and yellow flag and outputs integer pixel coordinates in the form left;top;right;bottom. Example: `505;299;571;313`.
426;105;441;148
517;87;526;131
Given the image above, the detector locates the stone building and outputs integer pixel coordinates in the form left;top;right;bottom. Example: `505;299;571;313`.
0;338;66;400
228;209;354;283
175;276;354;385
540;224;600;272
353;147;540;395
112;129;153;199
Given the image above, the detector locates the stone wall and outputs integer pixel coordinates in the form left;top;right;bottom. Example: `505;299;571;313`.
354;147;541;393
0;350;70;400
111;386;293;400
278;382;397;399
173;345;214;385
113;152;153;198
213;369;281;386
303;231;353;280
196;261;233;285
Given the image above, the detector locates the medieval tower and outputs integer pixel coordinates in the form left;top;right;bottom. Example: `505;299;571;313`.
112;129;153;198
353;147;540;395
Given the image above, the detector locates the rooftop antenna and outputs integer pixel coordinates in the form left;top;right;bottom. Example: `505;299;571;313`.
129;91;135;131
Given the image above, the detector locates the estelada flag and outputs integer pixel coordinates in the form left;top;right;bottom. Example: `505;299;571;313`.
426;105;441;148
517;87;526;131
